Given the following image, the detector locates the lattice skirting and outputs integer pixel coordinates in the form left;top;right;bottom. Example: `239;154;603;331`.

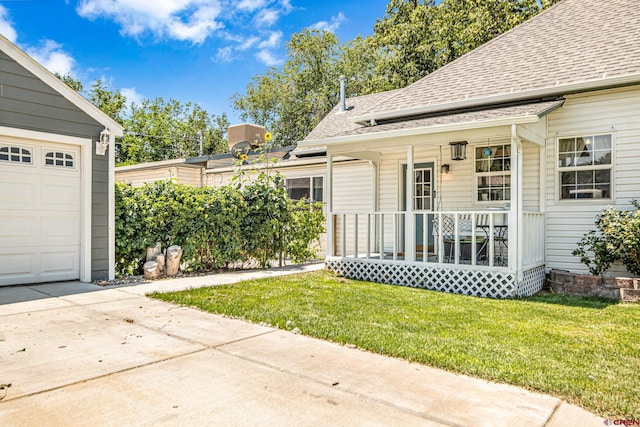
518;264;546;297
326;259;545;299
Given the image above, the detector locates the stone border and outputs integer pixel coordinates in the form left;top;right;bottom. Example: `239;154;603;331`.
547;269;640;302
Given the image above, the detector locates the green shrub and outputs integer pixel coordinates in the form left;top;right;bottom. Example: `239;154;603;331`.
573;201;640;276
114;150;325;276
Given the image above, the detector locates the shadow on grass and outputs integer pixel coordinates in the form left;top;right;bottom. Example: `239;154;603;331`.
523;291;619;309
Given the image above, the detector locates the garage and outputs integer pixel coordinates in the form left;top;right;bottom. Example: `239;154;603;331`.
0;138;83;286
1;34;124;286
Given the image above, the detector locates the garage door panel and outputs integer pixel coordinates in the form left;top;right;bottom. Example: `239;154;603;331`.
0;252;36;279
42;181;80;207
41;216;80;244
41;249;80;276
0;214;39;246
0;177;37;207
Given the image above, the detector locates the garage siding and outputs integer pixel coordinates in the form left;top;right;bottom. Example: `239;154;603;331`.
1;50;111;281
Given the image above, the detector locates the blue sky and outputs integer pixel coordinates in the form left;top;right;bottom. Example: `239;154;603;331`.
0;0;391;123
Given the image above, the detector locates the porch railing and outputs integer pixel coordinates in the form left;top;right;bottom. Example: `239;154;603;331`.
331;210;545;270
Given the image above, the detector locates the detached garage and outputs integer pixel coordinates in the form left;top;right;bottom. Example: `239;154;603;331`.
0;34;124;286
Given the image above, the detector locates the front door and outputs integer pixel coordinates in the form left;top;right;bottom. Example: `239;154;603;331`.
402;162;435;254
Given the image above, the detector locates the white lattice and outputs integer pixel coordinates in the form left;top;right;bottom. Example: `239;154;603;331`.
326;259;518;299
519;265;546;296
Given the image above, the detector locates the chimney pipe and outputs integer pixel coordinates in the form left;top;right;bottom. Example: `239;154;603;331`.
339;75;346;112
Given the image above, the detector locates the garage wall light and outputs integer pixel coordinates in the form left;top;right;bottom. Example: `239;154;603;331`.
97;128;110;155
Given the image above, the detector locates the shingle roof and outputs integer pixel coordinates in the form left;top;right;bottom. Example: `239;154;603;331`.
303;0;640;144
304;99;564;142
304;89;402;141
366;0;640;119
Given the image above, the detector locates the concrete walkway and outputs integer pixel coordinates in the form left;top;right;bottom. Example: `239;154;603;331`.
0;264;604;426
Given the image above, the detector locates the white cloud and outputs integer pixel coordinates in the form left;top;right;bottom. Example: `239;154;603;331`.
258;31;281;49
75;0;295;66
256;49;282;67
26;40;76;76
215;46;234;63
0;5;18;43
255;9;279;27
121;87;144;107
237;0;266;12
239;36;259;50
77;0;223;44
309;12;345;33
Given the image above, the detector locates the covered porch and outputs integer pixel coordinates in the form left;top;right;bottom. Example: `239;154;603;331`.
316;113;553;298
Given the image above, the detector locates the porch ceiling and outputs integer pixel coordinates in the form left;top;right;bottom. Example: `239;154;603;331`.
299;99;564;150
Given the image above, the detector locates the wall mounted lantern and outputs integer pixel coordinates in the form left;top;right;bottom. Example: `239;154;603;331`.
97;128;110;156
449;141;468;161
441;164;450;174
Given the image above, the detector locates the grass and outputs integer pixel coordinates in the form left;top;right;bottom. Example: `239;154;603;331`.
149;270;640;418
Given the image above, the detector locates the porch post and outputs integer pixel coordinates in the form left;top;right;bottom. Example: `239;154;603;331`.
326;152;335;257
510;125;524;285
405;145;415;261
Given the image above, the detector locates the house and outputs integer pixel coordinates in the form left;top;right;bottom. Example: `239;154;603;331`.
0;34;125;286
297;0;640;298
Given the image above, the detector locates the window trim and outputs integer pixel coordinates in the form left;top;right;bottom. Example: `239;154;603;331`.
473;143;511;204
555;132;614;203
0;143;35;166
42;147;77;169
285;176;324;202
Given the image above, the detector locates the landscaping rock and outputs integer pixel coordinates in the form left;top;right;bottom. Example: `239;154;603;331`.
166;246;182;276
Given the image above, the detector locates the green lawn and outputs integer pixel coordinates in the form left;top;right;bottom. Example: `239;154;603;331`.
149;270;640;418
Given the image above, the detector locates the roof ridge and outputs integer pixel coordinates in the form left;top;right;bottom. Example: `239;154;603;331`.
377;0;572;114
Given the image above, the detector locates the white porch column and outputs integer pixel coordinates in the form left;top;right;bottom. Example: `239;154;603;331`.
405;145;415;261
510;125;524;283
326;152;335;257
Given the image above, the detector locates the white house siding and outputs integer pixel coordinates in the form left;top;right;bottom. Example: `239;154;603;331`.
545;86;640;274
331;161;374;257
116;165;203;187
175;166;202;187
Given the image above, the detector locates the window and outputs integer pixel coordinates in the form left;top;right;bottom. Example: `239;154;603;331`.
286;177;324;202
44;151;74;168
0;145;32;164
558;134;612;200
475;144;510;202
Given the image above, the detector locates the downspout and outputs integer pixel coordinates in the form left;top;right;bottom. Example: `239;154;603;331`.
511;124;524;295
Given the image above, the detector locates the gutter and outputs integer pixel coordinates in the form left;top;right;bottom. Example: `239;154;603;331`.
349;73;640;124
299;114;540;148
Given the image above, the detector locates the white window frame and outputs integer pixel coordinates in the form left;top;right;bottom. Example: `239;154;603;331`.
43;147;77;169
556;133;614;202
0;143;35;166
285;176;324;202
473;143;511;204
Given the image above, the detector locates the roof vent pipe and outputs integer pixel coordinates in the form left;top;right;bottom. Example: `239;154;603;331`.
339;75;346;112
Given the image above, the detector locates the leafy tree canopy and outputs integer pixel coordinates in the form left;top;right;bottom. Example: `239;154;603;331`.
56;73;229;165
233;0;562;145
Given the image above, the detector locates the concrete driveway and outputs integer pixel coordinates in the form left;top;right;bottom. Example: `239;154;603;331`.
0;264;604;426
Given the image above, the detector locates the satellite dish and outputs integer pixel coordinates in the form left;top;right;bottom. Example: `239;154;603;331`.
231;141;252;159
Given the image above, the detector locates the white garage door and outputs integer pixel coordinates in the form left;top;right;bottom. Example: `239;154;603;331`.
0;140;81;286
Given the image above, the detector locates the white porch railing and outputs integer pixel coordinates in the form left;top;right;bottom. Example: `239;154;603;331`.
522;211;545;268
331;210;545;271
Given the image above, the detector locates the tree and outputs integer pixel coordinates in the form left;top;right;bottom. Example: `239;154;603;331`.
56;73;84;92
117;97;229;165
88;79;127;123
233;29;383;146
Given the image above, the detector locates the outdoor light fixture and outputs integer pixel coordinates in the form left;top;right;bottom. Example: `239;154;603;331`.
441;164;450;174
449;141;468;161
96;128;110;156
